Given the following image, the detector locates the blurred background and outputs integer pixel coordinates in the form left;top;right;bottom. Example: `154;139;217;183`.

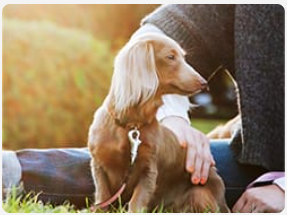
2;4;237;150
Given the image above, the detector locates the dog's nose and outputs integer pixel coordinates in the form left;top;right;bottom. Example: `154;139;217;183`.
200;79;208;90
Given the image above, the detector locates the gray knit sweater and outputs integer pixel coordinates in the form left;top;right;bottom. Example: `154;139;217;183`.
142;4;284;171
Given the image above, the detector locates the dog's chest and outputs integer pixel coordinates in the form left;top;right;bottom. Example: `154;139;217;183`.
99;129;155;194
110;140;154;201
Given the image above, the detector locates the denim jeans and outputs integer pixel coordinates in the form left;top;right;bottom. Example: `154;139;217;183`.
210;139;267;207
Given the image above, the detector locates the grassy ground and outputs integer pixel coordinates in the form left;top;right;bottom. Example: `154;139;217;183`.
2;189;164;213
2;119;225;213
192;118;225;134
3;189;215;213
3;189;87;213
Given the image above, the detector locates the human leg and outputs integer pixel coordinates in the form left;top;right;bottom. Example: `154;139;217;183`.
15;148;94;208
210;139;267;207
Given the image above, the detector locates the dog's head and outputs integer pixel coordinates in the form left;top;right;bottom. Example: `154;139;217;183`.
110;33;207;113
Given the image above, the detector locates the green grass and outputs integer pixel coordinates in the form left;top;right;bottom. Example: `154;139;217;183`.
3;193;80;213
3;188;92;213
2;188;167;213
192;118;226;134
3;189;220;213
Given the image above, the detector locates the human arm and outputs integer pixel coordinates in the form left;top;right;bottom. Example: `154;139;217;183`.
156;94;215;185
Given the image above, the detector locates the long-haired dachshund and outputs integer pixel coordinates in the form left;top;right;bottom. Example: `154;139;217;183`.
88;33;229;212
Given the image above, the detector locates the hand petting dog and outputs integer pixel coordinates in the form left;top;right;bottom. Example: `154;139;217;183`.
161;116;215;185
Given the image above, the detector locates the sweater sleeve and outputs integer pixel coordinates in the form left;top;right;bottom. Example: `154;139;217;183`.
156;94;191;123
247;172;285;191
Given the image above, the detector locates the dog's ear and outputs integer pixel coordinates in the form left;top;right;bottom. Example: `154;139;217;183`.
111;40;159;113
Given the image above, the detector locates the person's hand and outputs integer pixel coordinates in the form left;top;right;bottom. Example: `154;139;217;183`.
207;115;241;139
161;116;215;185
232;185;285;213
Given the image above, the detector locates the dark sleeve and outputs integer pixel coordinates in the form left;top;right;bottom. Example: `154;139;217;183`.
16;148;94;208
232;4;284;170
141;4;235;78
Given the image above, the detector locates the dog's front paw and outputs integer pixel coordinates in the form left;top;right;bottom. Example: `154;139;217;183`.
128;207;147;213
128;200;148;213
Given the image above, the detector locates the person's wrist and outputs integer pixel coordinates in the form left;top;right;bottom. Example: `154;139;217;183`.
273;177;285;192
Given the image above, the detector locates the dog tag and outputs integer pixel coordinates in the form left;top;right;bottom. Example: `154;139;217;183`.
128;128;142;165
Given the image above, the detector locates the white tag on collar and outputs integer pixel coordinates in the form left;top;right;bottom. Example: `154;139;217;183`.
128;128;142;165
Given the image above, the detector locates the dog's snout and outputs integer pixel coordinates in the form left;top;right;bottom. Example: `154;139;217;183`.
199;79;208;90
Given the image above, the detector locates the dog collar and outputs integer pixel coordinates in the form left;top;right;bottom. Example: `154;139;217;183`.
107;107;147;130
128;127;142;165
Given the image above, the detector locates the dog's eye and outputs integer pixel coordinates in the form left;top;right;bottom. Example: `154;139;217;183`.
166;54;175;60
